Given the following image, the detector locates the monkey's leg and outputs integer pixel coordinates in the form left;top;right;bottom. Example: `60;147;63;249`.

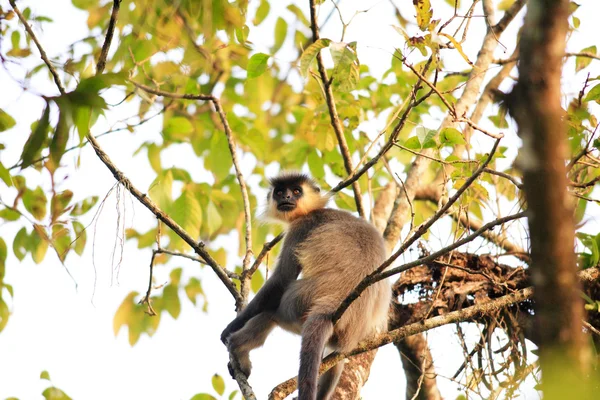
228;312;276;377
298;315;334;400
316;361;344;400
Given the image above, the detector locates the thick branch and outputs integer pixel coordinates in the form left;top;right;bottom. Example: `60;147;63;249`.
508;0;589;384
270;286;534;399
96;0;121;74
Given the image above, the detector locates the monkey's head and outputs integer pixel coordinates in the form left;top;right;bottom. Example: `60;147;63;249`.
266;172;328;223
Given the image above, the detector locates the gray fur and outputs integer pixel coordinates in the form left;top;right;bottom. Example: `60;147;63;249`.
221;177;391;400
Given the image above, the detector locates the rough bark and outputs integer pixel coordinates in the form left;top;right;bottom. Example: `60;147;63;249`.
508;0;591;395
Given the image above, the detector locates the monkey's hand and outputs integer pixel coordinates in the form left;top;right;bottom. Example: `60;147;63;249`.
220;318;244;344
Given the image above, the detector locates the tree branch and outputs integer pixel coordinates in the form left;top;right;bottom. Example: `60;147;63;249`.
96;0;121;74
9;0;66;94
309;0;365;217
270;286;534;399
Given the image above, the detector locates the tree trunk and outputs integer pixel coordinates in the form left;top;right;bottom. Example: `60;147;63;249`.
508;0;591;396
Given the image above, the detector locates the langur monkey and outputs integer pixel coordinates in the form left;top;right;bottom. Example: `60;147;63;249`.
221;172;390;400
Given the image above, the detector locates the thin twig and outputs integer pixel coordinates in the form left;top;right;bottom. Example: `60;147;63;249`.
332;139;504;323
309;0;365;217
9;0;66;94
248;233;284;276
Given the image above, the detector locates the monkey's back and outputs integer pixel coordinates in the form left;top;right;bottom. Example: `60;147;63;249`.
287;209;391;350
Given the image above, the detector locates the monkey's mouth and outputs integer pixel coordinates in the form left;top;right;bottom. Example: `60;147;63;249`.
277;203;296;212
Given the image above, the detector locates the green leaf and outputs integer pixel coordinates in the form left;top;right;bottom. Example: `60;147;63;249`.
51;190;73;222
330;41;360;92
30;226;49;264
72;220;86;256
20;104;50;169
13;227;28;261
50;105;70;168
75;73;125;94
0;237;6;279
0;208;20;221
0;108;16;132
228;390;239;400
212;374;225;396
23;186;48;220
299;39;331;78
42;386;72;400
251;269;265;293
287;4;310;27
440;128;466;145
204;133;232;182
0;162;12;186
247;53;270;79
585;84;600;103
0;297;8;332
404;136;421;150
190;394;217;400
184;277;205;306
417;127;437;146
307;150;325;180
70;196;99;216
576;46;597;72
171;189;203;239
439;33;473;66
40;370;51;380
272;17;288;54
11;31;20;49
163;117;194;141
414;0;432;31
253;0;270;25
205;201;223;236
162;284;181;319
148;170;174;210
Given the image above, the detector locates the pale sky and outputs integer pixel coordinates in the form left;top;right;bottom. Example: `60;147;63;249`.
0;1;599;399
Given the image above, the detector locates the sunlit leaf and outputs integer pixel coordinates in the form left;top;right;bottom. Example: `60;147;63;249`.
190;394;217;400
330;42;360;92
205;201;223;236
253;0;270;25
272;17;288;54
13;227;28;261
299;39;331;78
0;109;16;132
417;127;437;147
414;0;432;31
251;269;264;293
42;386;72;400
584;84;600;103
163;117;194;141
72;220;86;256
0;162;12;186
438;33;473;66
23;186;48;220
148;170;174;210
70;196;98;216
212;374;225;396
185;277;205;306
40;370;51;380
576;46;597;72
0;238;6;279
162;284;181;319
440;128;466;145
247;53;270;79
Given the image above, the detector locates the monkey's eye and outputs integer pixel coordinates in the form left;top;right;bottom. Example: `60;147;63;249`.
293;188;302;196
276;190;283;197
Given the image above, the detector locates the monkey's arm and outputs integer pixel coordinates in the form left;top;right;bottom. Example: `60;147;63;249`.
221;255;300;343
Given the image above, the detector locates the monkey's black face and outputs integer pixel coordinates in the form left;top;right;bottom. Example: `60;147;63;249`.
273;185;303;212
